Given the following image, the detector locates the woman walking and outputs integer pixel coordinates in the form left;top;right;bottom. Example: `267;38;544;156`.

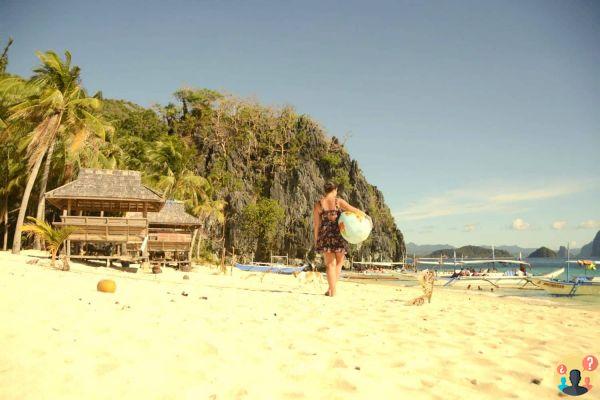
313;182;365;296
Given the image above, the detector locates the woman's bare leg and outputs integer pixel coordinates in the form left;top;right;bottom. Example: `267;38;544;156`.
324;252;337;296
334;252;346;292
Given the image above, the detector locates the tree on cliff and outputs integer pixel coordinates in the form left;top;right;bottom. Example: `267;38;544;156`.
2;47;405;261
240;198;285;261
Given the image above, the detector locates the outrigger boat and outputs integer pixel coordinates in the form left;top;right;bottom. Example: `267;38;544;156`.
234;255;308;275
530;246;600;296
234;263;306;274
408;249;565;289
341;271;404;281
343;260;409;281
530;276;600;296
436;268;564;289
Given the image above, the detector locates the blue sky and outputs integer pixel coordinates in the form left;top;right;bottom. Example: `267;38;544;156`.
2;0;599;248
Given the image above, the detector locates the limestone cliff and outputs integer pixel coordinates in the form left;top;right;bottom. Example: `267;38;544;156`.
194;117;405;261
101;98;405;262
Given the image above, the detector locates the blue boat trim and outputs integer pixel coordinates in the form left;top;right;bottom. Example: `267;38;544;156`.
234;263;306;275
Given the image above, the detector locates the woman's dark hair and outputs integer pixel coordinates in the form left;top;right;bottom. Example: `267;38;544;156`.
324;182;338;194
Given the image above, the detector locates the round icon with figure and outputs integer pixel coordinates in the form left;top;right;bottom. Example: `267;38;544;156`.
556;354;597;397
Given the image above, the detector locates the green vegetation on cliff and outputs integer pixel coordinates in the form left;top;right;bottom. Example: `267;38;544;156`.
0;44;405;261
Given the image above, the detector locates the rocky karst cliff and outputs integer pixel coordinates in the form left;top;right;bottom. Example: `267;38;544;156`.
591;231;600;257
578;230;600;258
101;96;405;262
194;116;405;262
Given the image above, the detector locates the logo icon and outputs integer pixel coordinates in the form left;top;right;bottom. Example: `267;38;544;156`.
556;355;597;397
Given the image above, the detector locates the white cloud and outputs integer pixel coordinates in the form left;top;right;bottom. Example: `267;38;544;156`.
552;220;567;230
394;181;588;221
463;224;476;232
578;220;600;229
511;218;530;231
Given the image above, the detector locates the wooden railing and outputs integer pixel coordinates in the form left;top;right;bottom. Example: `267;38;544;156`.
148;231;192;251
54;216;148;243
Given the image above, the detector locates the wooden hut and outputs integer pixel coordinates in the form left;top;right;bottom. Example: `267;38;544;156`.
45;168;164;266
128;200;202;269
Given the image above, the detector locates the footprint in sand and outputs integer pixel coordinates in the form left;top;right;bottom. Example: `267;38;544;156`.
330;357;348;368
283;392;305;399
334;378;357;392
95;361;119;376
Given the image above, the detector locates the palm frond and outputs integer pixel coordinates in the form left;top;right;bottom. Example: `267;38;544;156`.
21;217;77;259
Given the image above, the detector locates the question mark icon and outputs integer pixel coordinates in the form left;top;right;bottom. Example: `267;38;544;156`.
557;364;567;374
582;355;598;371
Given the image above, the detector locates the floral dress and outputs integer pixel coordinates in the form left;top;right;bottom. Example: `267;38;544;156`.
315;198;348;254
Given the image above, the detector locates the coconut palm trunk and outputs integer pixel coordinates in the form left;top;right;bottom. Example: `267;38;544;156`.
190;228;198;260
2;199;8;251
33;141;55;250
11;151;46;254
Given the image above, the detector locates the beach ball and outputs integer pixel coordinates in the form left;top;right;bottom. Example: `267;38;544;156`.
338;211;372;244
97;279;116;293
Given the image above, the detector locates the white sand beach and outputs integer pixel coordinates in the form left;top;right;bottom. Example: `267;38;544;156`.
1;250;598;400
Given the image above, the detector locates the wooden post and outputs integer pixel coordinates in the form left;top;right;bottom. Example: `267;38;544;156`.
142;202;148;261
104;212;108;241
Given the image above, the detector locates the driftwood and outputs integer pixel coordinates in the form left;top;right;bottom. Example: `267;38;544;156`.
407;270;435;306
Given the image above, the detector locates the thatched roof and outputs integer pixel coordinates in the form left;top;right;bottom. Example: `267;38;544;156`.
128;200;202;228
45;169;164;212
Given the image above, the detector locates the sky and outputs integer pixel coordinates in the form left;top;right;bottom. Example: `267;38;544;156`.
1;0;599;249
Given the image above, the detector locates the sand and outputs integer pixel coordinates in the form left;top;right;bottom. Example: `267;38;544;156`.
1;250;598;400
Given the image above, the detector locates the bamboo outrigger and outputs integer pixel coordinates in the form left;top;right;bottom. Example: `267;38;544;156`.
45;169;165;267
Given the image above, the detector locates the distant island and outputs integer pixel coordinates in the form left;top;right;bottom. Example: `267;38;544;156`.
406;243;455;256
528;247;557;258
428;245;512;258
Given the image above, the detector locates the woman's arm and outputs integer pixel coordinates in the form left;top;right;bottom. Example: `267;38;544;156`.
338;199;366;217
313;202;321;245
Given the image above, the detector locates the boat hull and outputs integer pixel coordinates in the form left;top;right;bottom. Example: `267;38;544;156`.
434;276;536;289
341;272;401;281
234;263;305;275
530;278;600;296
434;268;564;289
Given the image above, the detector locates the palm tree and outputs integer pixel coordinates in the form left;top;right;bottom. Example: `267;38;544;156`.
0;37;14;75
0;143;25;251
6;50;111;254
146;137;226;259
146;138;211;209
190;197;226;259
21;217;76;270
